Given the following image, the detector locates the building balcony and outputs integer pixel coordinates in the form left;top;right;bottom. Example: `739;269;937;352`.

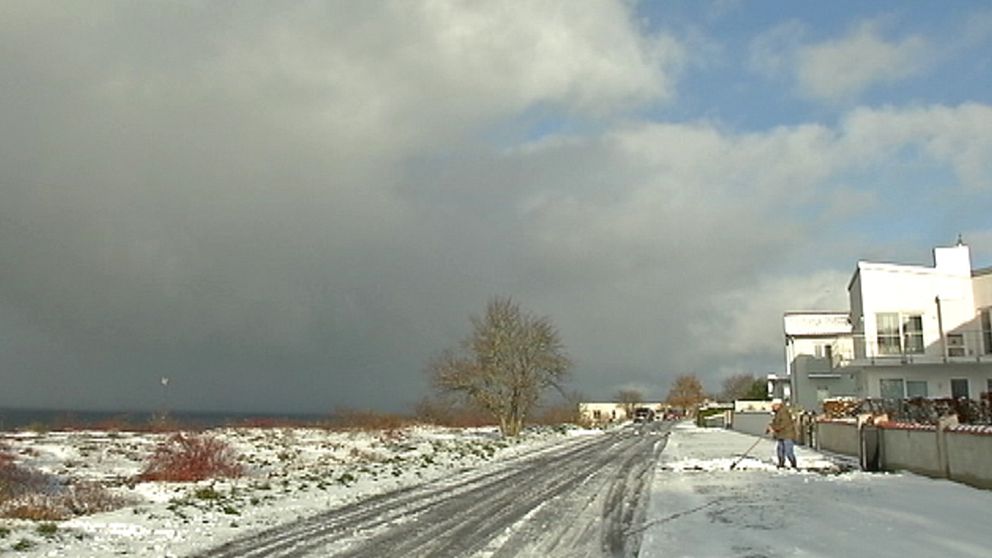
846;328;992;365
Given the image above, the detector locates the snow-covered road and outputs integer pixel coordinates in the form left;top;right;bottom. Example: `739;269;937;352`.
194;422;670;557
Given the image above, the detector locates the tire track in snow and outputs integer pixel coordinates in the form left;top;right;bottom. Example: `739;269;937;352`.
192;423;671;558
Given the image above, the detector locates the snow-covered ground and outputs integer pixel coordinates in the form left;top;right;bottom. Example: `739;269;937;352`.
642;423;992;557
0;424;595;557
3;422;992;557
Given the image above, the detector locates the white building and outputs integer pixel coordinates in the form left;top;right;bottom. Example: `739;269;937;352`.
578;402;667;423
784;312;855;410
785;242;992;411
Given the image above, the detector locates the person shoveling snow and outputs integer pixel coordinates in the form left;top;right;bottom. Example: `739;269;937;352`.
767;400;797;469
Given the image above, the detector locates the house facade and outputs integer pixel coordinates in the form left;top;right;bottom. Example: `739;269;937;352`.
785;242;992;411
784;312;856;411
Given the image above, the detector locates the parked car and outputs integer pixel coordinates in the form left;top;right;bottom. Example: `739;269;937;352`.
633;407;655;423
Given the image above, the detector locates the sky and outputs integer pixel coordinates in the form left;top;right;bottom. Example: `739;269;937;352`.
2;1;992;414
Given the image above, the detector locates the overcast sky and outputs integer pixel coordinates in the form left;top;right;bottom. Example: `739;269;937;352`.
2;1;991;414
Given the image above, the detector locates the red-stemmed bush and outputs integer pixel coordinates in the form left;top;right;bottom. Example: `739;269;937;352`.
138;433;242;482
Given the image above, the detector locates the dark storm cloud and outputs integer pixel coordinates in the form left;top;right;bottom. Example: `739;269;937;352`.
0;2;685;412
2;2;991;413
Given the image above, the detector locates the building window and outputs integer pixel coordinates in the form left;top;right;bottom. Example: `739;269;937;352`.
880;378;904;399
986;378;992;396
876;313;924;355
877;313;901;355
982;309;992;355
903;315;924;353
951;379;970;399
906;380;928;398
947;334;966;357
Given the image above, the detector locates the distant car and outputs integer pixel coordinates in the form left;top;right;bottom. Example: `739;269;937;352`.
633;407;655;423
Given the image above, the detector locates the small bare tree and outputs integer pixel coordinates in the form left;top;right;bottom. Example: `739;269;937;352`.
615;389;644;419
429;296;571;436
721;374;752;401
666;374;706;414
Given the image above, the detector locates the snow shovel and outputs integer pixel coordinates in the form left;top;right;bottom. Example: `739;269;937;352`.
729;436;764;470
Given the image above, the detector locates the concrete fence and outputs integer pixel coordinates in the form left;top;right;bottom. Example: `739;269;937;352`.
815;420;861;457
730;411;770;437
813;419;992;490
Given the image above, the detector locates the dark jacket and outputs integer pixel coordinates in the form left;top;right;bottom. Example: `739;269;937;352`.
769;405;797;441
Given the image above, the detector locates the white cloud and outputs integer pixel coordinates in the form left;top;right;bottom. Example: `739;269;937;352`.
796;22;931;102
749;20;935;103
196;1;685;152
748;20;806;78
840;103;992;190
693;270;853;359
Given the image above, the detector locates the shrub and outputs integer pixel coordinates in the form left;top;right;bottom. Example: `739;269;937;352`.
0;458;52;503
62;482;133;516
138;433;242;482
0;449;126;521
0;444;13;466
36;522;57;537
194;486;221;500
1;481;131;521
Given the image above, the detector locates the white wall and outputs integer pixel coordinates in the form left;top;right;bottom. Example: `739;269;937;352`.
852;245;976;359
974;272;992;309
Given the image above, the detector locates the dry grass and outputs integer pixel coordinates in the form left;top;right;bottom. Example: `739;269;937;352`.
0;451;130;521
328;408;417;431
1;482;132;521
412;398;496;429
138;432;243;482
531;402;589;428
231;417;317;429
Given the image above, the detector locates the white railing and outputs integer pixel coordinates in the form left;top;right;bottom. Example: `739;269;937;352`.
796;329;992;368
848;328;992;365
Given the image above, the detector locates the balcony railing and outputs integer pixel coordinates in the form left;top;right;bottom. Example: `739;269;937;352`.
797;329;992;368
859;328;991;365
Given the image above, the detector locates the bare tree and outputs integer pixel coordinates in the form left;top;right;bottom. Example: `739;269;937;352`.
720;373;766;402
429;297;571;436
722;373;768;401
666;374;706;413
615;389;644;419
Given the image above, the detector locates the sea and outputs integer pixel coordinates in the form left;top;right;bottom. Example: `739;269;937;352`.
0;407;331;431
